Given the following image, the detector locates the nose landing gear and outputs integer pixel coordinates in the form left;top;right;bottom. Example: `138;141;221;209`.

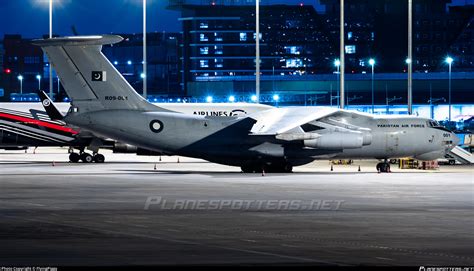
376;160;391;173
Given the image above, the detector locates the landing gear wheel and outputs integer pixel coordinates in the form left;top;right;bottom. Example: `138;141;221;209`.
69;152;80;163
448;159;455;165
376;162;391;173
80;153;93;163
94;154;105;163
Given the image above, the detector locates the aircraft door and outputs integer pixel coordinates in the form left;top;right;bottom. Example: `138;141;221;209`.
385;132;399;156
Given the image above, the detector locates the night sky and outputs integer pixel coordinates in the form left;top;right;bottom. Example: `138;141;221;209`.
0;0;472;38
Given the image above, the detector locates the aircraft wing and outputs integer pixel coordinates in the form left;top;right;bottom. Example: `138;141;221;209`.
249;107;374;139
249;107;338;135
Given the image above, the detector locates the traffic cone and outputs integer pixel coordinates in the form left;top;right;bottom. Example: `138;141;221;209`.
330;165;333;171
358;165;361;172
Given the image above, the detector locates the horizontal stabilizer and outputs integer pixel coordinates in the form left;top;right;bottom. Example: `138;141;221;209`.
32;35;123;47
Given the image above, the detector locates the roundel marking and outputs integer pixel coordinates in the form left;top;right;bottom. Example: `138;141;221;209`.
149;120;164;133
42;99;51;107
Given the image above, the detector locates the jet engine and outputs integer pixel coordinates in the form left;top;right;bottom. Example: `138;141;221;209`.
113;142;138;153
304;132;370;150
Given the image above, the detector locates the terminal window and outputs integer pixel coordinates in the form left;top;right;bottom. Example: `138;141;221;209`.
214;45;223;55
200;47;209;55
286;58;303;68
285;46;301;55
200;60;209;68
200;34;208;42
345;45;356;54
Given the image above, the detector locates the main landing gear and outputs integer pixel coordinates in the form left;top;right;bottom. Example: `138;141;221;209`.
376;160;391;173
69;151;105;163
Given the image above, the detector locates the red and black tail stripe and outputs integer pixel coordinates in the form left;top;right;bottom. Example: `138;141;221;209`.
0;111;78;137
0;108;64;125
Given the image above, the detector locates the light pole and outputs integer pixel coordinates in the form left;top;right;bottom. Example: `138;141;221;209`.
339;0;345;109
36;75;42;90
446;56;453;121
57;76;60;95
334;59;341;107
17;75;24;97
255;0;260;103
272;65;275;92
273;94;279;107
369;58;375;113
408;0;413;115
142;0;147;99
49;0;53;98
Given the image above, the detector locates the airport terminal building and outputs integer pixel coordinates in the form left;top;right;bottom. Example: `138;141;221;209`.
0;0;473;119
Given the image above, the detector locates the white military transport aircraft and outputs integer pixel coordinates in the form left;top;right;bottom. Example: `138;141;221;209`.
33;35;459;172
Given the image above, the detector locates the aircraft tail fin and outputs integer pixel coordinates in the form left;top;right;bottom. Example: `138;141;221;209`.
33;35;156;113
38;90;65;120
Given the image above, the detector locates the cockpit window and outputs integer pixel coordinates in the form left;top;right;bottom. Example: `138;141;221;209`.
427;120;440;127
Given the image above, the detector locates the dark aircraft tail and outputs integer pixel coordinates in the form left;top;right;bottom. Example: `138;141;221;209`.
38;91;65;120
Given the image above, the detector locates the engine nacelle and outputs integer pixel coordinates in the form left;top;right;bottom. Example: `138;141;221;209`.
304;132;366;150
113;142;138;153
